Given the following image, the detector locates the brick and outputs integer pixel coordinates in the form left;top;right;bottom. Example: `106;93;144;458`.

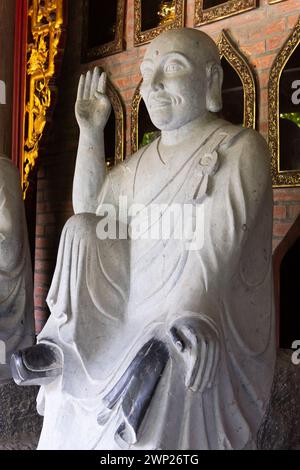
36;202;50;214
273;205;287;219
122;89;135;101
112;61;138;77
35;225;45;236
34;296;47;308
287;204;300;220
273;188;300;202
45;225;59;236
34;260;54;272
266;36;285;52
260;105;269;123
115;76;141;90
287;14;299;30
34;272;52;287
254;53;277;70
259;122;268;135
38;167;46;178
264;18;286;36
243;41;265;57
273;222;291;238
258;70;270;89
34;286;49;297
35;248;56;260
270;0;300;16
35;237;55;249
34;309;48;320
36;213;57;225
209;9;266;36
260;88;268;105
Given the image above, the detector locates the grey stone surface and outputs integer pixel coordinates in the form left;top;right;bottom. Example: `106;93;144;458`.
258;349;300;450
36;28;276;450
0;156;35;384
0;350;299;449
0;381;42;450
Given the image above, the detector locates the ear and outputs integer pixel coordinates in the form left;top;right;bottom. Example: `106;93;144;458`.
206;62;223;113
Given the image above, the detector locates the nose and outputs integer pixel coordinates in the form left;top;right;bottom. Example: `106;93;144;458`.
150;69;164;91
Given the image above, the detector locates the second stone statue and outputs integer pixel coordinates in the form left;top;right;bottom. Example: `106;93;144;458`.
0;155;34;384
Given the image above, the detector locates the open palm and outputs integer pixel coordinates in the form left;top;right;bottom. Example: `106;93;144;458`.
75;67;111;131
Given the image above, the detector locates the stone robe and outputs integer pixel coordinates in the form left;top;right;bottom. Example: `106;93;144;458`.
36;119;276;449
0;156;34;383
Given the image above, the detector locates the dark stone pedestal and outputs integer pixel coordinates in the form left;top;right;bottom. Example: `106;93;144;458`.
0;381;42;450
258;349;300;450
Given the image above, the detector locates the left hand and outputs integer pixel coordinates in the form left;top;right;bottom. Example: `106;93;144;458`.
75;67;111;133
168;315;220;392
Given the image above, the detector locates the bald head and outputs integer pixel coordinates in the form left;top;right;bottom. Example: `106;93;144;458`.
144;28;220;70
140;28;223;131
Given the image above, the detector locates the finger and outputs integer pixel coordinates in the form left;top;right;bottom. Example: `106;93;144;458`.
186;349;199;390
180;325;197;356
208;341;220;389
77;74;85;101
169;327;185;352
193;337;208;392
199;339;214;392
180;325;199;389
90;66;100;99
83;70;92;100
97;72;107;95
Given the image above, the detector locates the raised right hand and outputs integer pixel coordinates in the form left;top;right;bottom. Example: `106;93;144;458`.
75;67;111;133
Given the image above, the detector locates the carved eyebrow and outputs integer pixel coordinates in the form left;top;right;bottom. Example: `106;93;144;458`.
162;52;191;67
141;51;191;71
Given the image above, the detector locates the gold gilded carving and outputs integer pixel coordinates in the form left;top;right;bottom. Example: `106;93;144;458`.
134;0;185;47
194;0;257;27
23;0;64;197
158;1;176;25
268;15;300;187
131;80;143;154
217;30;256;129
107;80;125;166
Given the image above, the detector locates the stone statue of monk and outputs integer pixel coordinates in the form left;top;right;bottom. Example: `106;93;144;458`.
12;28;276;450
0;155;34;384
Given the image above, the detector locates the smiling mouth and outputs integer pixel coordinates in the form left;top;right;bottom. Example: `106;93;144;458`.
150;100;171;109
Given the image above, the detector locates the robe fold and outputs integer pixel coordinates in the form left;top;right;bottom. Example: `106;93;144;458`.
37;119;275;449
0;156;34;383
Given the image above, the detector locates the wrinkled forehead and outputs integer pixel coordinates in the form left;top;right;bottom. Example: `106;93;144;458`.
143;36;200;66
142;29;219;68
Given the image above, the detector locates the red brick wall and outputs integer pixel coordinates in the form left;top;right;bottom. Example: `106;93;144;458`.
33;0;300;332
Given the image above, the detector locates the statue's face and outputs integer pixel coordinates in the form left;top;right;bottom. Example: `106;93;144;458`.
140;33;208;131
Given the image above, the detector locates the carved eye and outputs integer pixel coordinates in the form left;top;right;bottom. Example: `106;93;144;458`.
164;62;184;73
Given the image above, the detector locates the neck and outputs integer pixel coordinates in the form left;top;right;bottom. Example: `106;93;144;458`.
160;112;217;147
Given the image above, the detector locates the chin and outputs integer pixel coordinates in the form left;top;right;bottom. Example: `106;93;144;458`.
149;106;197;131
149;112;176;131
147;102;175;127
152;119;191;132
